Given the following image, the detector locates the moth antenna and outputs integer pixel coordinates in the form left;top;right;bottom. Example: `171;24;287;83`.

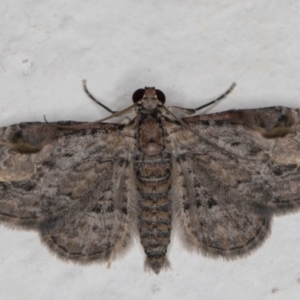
83;80;117;114
193;82;236;112
83;80;139;123
166;83;236;116
42;81;137;130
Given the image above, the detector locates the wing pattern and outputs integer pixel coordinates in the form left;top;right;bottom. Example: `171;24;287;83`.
0;121;138;263
168;106;300;257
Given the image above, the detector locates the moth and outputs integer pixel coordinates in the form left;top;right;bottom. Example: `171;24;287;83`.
0;81;299;274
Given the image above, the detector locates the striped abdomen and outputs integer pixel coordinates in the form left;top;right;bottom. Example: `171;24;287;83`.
135;151;172;274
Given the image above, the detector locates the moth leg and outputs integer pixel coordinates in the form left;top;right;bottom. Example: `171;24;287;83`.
82;79;117;114
121;117;131;125
168;82;236;116
119;108;138;125
166;106;197;116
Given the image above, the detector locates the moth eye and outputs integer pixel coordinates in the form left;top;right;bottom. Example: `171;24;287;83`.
155;89;166;104
132;89;145;103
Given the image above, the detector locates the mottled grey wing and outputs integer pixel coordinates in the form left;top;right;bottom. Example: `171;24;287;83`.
168;106;300;258
0;121;138;263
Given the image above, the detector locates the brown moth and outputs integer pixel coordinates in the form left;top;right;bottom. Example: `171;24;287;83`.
0;81;300;274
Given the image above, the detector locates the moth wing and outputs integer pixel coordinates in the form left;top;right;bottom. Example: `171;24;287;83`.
0;121;138;263
167;106;300;257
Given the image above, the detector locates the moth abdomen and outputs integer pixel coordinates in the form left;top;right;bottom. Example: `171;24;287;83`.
139;201;172;274
135;153;172;274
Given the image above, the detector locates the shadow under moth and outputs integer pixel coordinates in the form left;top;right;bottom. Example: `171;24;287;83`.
0;82;299;274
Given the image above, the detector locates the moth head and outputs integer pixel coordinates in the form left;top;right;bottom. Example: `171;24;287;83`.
132;87;166;110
